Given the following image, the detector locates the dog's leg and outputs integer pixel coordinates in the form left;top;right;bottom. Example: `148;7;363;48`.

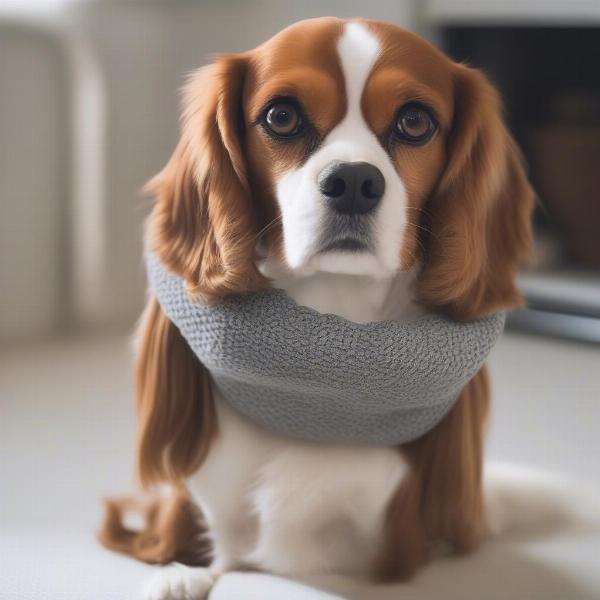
140;538;240;600
139;533;243;600
246;445;406;577
139;496;250;600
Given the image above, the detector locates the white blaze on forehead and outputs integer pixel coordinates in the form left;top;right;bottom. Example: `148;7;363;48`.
273;21;407;277
337;21;380;116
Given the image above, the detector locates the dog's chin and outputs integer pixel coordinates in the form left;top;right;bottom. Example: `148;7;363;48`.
306;250;395;279
258;246;398;280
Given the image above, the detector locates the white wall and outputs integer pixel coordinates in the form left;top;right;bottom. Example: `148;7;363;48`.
0;22;69;340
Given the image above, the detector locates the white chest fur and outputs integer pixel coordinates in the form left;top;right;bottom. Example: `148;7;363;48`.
187;269;418;576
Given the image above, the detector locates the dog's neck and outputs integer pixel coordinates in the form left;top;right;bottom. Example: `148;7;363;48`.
259;257;422;324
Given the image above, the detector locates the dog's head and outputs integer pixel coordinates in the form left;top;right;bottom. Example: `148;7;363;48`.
148;17;533;319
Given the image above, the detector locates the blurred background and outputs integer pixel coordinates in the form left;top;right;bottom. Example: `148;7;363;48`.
1;2;599;599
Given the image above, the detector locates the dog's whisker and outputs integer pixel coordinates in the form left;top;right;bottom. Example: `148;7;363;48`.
405;220;442;244
255;215;283;242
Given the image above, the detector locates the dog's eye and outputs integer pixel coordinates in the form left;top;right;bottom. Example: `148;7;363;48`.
264;103;303;137
395;104;437;144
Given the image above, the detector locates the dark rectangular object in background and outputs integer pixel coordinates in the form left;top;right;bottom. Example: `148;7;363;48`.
442;26;600;344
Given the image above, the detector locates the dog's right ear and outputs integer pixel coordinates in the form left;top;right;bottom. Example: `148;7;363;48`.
417;64;534;319
146;55;267;302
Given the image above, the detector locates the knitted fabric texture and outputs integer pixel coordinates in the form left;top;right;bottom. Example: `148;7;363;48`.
147;252;505;446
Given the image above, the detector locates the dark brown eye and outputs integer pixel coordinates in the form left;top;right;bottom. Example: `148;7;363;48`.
395;104;436;144
264;102;303;137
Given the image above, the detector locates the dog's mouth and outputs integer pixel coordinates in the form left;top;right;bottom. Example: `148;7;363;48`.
304;228;386;277
317;214;372;255
320;237;368;253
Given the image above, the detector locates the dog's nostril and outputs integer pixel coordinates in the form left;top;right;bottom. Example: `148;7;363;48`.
361;179;378;199
322;177;346;198
362;172;386;200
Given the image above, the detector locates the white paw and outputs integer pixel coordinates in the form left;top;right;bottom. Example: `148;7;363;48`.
141;564;215;600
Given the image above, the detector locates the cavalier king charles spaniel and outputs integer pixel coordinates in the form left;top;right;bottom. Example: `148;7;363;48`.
100;17;534;599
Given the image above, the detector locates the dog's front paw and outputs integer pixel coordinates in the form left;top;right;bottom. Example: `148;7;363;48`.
141;564;216;600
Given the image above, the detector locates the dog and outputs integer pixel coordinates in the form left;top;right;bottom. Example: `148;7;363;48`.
100;17;534;599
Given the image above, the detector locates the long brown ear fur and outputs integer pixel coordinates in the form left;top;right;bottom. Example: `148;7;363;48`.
147;55;268;302
99;300;217;564
379;367;490;581
412;367;490;552
417;65;534;319
98;488;211;566
135;298;217;486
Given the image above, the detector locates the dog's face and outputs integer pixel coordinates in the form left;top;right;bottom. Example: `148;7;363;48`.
148;18;533;318
244;20;451;278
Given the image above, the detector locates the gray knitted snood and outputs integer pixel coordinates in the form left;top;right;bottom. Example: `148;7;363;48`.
147;252;505;446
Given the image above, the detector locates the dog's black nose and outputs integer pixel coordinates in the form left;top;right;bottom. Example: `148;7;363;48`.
318;161;385;215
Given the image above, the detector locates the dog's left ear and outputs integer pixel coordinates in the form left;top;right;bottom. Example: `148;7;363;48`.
147;54;267;302
417;64;535;319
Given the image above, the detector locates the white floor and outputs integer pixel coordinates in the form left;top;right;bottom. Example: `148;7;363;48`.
1;330;599;599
